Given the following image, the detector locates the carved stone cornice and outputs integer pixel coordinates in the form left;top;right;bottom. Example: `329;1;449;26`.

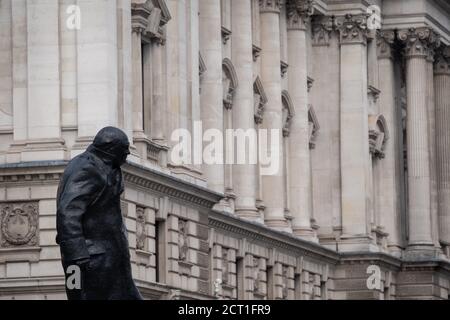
311;15;335;46
131;0;153;34
259;0;282;14
434;46;450;75
336;14;369;45
377;30;396;60
286;0;314;31
397;27;440;59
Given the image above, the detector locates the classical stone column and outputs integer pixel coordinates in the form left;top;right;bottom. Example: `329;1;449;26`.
398;28;436;254
434;47;450;251
376;31;403;255
231;0;259;220
259;0;289;231
336;14;372;249
286;0;315;240
199;0;224;194
426;42;440;250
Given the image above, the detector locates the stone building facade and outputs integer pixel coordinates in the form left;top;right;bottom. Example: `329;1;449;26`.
0;0;450;300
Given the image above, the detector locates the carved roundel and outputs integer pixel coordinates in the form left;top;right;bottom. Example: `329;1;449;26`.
1;203;38;247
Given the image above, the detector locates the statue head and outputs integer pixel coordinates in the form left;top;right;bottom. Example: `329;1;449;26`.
92;127;130;168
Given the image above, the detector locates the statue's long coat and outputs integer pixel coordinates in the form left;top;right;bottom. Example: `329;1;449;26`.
56;133;142;300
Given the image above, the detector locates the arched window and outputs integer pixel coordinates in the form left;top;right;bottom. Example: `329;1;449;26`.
281;90;295;220
369;114;389;159
308;105;320;149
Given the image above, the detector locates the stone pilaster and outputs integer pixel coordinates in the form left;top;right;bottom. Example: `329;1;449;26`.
336;14;373;250
259;0;289;231
376;30;403;255
73;0;120;153
199;0;224;194
8;0;66;162
231;0;259;221
398;28;437;255
434;47;450;249
286;0;316;240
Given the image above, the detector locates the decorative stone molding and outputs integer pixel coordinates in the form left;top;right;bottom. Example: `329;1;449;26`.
199;52;207;77
311;15;334;46
307;76;314;92
222;58;238;110
377;30;396;60
252;45;262;62
222;249;229;284
136;206;147;251
259;0;282;14
286;0;314;31
254;76;268;124
1;202;39;248
368;114;389;159
131;0;153;34
178;218;188;262
397;27;440;59
221;26;232;45
281;265;289;298
434;46;450;75
280;60;289;78
336;14;369;45
133;0;171;43
308;104;320;149
282;90;295;137
368;85;381;103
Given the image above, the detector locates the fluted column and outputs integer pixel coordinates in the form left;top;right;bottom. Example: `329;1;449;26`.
259;0;289;231
376;31;403;254
434;47;450;249
231;0;259;220
286;0;315;240
336;14;371;247
426;43;440;249
398;28;436;253
199;0;224;194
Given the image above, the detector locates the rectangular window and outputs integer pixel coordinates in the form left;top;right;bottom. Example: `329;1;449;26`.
267;265;274;299
236;257;244;299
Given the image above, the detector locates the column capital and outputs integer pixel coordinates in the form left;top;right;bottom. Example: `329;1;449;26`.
434;46;450;75
131;0;153;34
286;0;315;30
377;30;396;60
336;14;369;45
311;15;335;46
397;27;440;59
259;0;282;14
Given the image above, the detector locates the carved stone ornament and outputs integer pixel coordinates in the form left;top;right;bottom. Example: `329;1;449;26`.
136;206;147;251
281;265;289;298
222;249;229;284
368;114;389;159
254;76;268;124
336;14;369;45
434;46;450;75
253;257;262;292
397;27;440;59
286;0;315;30
311;15;335;46
178;219;188;261
376;30;396;60
282;90;295;137
259;0;282;14
1;202;38;247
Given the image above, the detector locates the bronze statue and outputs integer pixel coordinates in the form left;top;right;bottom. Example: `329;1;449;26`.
56;127;143;300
